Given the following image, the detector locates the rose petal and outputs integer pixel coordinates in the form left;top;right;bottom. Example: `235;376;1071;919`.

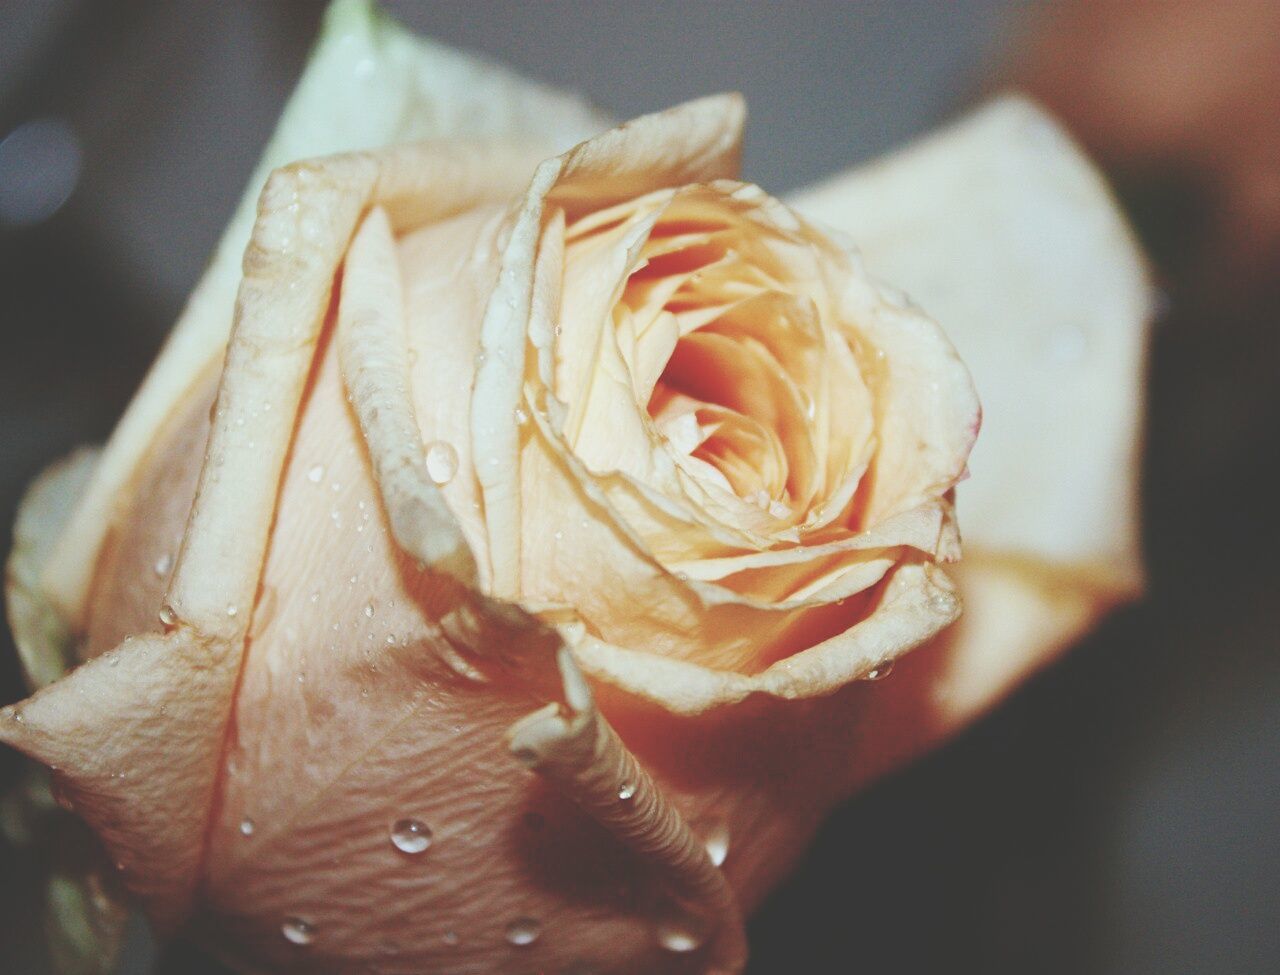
3;81;588;942
788;95;1151;723
5;448;97;691
39;0;612;627
790;95;1149;590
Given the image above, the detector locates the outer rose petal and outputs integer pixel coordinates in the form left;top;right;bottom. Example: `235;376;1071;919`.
0;0;608;931
790;95;1149;589
6;448;97;691
789;95;1151;739
39;0;612;629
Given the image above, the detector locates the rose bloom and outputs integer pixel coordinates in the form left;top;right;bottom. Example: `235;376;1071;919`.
1;2;1150;973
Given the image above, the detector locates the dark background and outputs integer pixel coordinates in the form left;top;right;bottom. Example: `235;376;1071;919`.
2;2;1278;973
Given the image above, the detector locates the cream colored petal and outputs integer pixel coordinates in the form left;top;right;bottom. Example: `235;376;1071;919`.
337;206;477;585
472;162;561;597
786;95;1150;752
789;95;1150;591
5;448;97;692
832;268;980;528
41;0;613;628
548;94;745;220
673;502;950;582
1;141;548;929
0;632;239;929
520;388;961;691
570;562;960;714
479;94;746;593
399;201;512;566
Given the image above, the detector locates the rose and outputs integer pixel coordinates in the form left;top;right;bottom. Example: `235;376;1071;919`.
1;2;1150;973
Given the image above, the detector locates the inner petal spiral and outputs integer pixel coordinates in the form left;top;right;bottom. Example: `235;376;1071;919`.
554;180;873;554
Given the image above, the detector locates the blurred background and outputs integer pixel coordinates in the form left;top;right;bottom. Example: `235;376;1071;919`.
2;1;1277;972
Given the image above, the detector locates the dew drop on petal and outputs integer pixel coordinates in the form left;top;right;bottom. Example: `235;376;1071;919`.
425;441;459;485
282;917;314;945
866;661;894;681
153;553;172;578
513;746;538;767
656;916;705;953
698;816;730;867
617;783;636;801
158;604;177;627
928;590;959;615
505;917;541;947
364;602;375;619
442;930;460;947
239;818;255;837
390;818;432;855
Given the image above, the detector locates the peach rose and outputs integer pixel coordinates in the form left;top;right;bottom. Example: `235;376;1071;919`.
1;2;1150;973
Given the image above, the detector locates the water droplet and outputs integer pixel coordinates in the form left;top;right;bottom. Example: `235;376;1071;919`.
282;916;315;945
866;660;894;681
226;604;238;618
153;553;172;578
239;818;255;837
442;930;460;946
364;602;375;619
617;783;636;801
513;746;538;767
107;654;119;668
425;441;459;485
656;915;705;953
514;406;530;425
929;590;959;615
307;464;325;484
389;818;432;854
505;917;541;947
158;604;178;627
698;816;730;867
309;590;320;603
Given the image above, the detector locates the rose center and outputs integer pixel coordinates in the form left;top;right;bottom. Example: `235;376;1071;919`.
557;180;871;539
